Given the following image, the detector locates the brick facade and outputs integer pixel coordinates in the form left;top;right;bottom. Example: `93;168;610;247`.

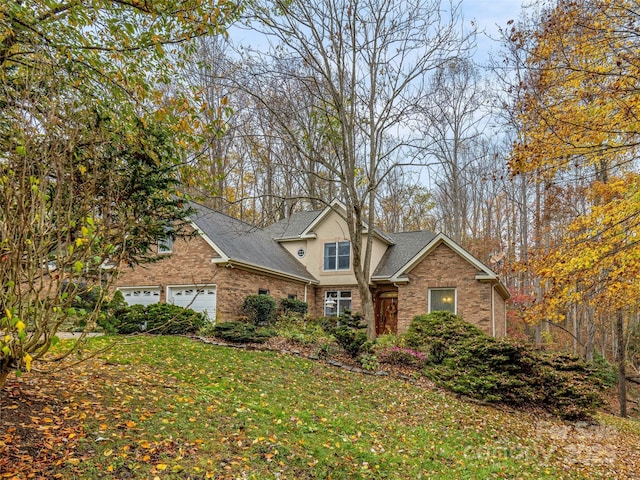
115;235;312;322
396;243;507;337
116;230;507;336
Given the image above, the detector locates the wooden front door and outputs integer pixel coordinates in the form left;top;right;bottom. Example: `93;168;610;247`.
375;290;398;335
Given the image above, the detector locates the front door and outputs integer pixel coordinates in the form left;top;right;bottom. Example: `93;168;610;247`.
375;290;398;335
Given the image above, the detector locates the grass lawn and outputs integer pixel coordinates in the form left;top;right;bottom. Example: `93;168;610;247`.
2;335;639;479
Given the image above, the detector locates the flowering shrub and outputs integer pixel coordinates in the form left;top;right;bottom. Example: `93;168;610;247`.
377;346;427;367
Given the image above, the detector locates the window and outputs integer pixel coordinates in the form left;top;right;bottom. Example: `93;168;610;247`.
323;241;350;271
258;288;270;295
158;236;173;254
429;288;456;313
288;294;297;300
324;290;352;316
297;248;306;258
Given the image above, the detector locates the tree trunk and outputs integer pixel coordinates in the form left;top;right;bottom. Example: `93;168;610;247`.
0;367;10;391
617;309;627;417
585;310;596;362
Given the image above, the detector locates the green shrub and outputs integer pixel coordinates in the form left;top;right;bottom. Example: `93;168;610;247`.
592;351;619;388
107;290;128;310
277;322;331;346
114;304;148;334
376;347;428;367
331;310;368;358
211;321;274;344
107;303;206;335
242;295;277;326
95;290;129;333
374;333;406;349
274;314;335;345
144;303;206;334
406;312;603;419
359;353;380;372
406;311;485;349
333;327;367;357
316;316;340;333
280;297;308;316
198;320;218;337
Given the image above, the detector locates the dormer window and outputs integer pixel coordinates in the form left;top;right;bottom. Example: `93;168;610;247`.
323;241;350;271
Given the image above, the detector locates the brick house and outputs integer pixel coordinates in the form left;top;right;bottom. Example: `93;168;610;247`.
115;200;510;337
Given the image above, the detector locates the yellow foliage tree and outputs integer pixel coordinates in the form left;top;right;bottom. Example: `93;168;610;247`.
511;0;640;415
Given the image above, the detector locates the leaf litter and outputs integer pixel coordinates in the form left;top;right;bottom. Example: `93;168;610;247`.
0;335;639;479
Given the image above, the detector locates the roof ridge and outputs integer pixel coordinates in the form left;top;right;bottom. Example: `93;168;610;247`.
389;229;437;235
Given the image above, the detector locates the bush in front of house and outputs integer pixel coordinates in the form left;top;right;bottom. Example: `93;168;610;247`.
406;312;604;419
279;297;308;316
106;303;206;335
242;294;277;326
331;310;368;358
211;321;274;344
376;346;428;368
144;303;207;334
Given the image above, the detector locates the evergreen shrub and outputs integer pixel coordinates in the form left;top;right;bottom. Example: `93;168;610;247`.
106;303;206;335
331;310;368;358
211;321;274;344
242;294;277;325
407;312;604;419
279;297;308;316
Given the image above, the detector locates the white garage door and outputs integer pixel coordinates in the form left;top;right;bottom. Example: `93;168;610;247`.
167;285;217;319
119;287;161;306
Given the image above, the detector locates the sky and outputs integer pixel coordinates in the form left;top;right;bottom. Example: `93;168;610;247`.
462;0;527;63
229;0;530;64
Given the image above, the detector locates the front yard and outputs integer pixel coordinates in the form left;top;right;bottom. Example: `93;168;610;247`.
2;335;639;479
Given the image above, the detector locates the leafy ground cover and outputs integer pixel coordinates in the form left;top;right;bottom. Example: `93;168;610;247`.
1;335;639;479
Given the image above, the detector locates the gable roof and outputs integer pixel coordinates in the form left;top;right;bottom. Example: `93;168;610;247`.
373;232;510;299
189;202;317;284
372;230;437;278
264;210;323;240
188;202;508;299
266;200;394;244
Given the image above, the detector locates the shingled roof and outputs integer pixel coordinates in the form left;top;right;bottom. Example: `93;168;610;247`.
265;201;395;244
372;230;437;279
264;210;324;239
189;202;506;298
189;202;317;283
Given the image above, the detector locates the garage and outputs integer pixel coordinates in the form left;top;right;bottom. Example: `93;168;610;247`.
119;287;161;306
167;285;217;320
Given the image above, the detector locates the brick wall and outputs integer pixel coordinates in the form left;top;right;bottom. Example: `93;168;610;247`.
115;232;508;333
115;235;312;321
397;243;506;337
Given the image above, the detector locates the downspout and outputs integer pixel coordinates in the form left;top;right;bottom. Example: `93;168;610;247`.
504;289;508;336
491;283;496;337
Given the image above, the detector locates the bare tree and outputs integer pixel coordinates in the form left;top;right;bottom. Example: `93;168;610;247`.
236;0;471;338
422;57;489;243
375;169;437;232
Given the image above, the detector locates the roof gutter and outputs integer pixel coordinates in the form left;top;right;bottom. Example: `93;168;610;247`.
274;234;317;242
476;274;510;299
216;258;319;285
